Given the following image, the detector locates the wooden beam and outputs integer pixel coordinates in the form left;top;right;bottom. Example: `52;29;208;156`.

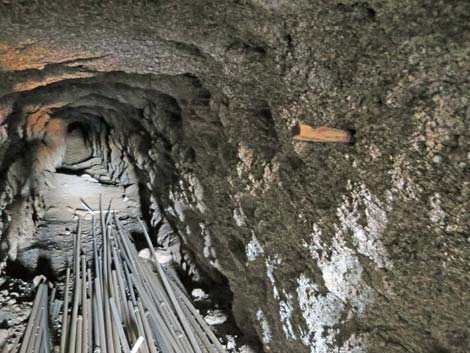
291;123;354;143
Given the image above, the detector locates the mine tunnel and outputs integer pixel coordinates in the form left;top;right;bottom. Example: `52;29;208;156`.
1;1;470;353
0;74;250;352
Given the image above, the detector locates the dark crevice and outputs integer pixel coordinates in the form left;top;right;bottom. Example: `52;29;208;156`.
54;168;88;176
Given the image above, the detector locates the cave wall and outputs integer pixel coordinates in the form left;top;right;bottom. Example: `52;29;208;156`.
0;1;469;352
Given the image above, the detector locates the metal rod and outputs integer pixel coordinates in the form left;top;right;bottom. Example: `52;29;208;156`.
170;280;226;353
130;337;145;353
31;307;44;353
111;270;124;327
81;257;88;353
100;198;115;353
59;268;70;353
111;240;132;327
105;199;113;228
94;278;107;353
69;220;82;353
127;301;148;353
42;286;50;353
68;276;81;353
76;316;83;353
139;218;202;353
16;207;227;353
92;293;101;353
30;286;47;353
49;287;56;311
110;297;131;353
87;269;93;353
74;218;82;282
136;301;158;353
80;199;94;214
19;284;44;353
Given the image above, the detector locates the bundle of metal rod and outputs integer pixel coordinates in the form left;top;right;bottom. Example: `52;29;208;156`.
13;198;227;353
14;283;51;353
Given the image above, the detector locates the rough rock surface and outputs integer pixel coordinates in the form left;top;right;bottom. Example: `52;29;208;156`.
0;1;469;353
16;172;141;274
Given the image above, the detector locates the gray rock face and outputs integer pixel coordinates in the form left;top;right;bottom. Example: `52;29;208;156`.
15;172;142;274
0;1;469;352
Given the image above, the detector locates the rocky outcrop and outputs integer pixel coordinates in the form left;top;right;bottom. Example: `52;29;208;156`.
0;1;469;352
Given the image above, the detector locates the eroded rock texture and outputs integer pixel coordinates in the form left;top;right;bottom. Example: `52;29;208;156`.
0;1;469;352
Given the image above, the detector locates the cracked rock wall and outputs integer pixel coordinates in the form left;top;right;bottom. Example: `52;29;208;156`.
0;1;469;352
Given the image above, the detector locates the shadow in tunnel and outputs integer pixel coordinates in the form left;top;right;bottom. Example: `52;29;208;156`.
4;254;58;283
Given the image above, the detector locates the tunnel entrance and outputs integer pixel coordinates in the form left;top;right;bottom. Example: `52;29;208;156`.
62;122;93;166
